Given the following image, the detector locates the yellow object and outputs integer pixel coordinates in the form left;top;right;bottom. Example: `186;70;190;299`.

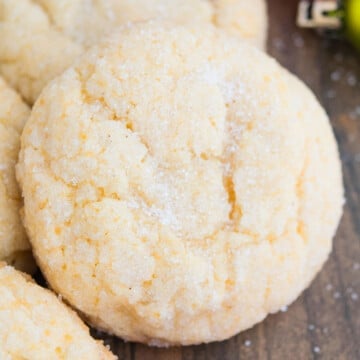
0;77;35;273
0;0;267;104
17;22;344;346
345;0;360;50
0;263;116;359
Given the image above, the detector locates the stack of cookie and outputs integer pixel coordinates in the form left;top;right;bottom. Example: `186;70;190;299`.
0;1;343;357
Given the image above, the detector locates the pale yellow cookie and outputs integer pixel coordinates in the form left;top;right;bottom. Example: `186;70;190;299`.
0;263;116;359
0;77;35;273
17;22;343;346
0;0;267;104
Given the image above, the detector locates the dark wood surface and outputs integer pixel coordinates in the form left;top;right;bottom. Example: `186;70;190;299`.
95;1;360;359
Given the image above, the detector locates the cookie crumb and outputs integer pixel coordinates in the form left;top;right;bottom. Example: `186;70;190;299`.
244;340;252;347
325;283;333;291
331;70;341;82
347;73;357;87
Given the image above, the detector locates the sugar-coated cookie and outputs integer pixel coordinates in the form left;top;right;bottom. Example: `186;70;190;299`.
0;263;116;359
0;0;267;104
0;77;35;273
17;22;343;346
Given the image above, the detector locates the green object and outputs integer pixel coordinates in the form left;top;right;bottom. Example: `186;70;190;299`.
344;0;360;51
327;0;360;51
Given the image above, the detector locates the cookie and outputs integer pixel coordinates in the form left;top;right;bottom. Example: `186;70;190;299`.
17;22;344;346
0;263;116;359
0;77;35;273
0;0;267;104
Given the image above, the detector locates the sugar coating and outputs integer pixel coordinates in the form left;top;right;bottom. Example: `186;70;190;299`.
0;77;35;273
17;23;344;346
0;263;116;359
0;0;267;104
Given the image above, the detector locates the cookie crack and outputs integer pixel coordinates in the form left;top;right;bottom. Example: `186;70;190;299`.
223;171;241;224
207;0;219;28
72;65;247;241
222;116;244;230
30;0;56;28
295;141;309;244
0;117;23;134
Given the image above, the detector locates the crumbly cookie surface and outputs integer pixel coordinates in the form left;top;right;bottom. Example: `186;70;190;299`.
0;77;35;273
17;23;343;345
0;0;267;104
0;263;116;359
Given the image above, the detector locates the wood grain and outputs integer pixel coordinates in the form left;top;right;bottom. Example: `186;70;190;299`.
94;1;360;358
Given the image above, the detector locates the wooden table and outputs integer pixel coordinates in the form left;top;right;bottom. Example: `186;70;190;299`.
96;1;360;358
